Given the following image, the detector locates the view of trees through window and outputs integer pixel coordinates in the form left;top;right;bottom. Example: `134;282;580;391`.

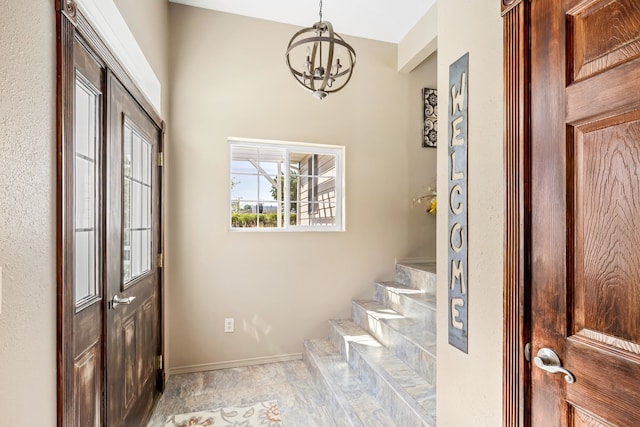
229;140;343;231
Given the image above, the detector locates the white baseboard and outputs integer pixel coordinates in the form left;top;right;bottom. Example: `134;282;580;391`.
168;353;303;376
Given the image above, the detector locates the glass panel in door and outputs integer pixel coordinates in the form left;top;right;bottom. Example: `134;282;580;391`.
122;119;152;285
74;73;100;308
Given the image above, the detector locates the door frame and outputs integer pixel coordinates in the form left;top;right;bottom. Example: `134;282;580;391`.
56;2;165;425
501;0;532;426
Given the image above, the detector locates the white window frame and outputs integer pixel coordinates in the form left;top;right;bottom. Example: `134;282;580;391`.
228;137;345;232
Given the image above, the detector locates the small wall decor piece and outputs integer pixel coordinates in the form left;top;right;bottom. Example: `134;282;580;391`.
422;88;438;147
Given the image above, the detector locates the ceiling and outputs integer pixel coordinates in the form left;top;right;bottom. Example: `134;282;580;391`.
168;0;437;44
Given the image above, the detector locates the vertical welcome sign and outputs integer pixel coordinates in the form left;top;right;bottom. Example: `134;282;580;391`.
448;53;469;353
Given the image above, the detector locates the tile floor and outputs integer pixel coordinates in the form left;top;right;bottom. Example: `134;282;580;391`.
147;360;337;426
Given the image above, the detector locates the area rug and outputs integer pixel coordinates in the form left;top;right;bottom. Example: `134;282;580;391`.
164;401;283;427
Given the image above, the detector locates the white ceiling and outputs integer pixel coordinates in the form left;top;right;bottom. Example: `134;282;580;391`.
168;0;437;44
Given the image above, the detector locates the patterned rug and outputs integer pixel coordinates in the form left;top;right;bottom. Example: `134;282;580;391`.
164;401;283;427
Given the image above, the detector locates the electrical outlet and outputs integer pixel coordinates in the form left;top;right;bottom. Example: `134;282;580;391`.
224;317;234;333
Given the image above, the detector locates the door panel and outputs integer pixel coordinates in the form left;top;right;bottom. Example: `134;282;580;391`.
531;0;640;425
105;73;161;426
70;37;105;427
569;0;640;82
74;342;101;426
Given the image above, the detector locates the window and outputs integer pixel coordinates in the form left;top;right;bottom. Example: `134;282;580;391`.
123;118;153;283
74;72;101;308
229;138;345;231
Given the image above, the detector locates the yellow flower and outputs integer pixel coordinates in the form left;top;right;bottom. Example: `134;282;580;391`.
428;197;437;214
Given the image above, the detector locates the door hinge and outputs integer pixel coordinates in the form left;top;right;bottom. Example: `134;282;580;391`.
156;355;164;370
524;342;532;362
157;151;164;167
156;253;164;268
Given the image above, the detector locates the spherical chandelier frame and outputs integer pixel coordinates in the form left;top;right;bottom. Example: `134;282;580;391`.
285;20;356;100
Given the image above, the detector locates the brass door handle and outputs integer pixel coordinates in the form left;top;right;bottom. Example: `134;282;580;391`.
111;294;136;309
534;347;575;384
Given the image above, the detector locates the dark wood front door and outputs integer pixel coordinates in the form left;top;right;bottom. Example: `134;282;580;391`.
530;0;640;425
57;8;164;425
105;74;162;425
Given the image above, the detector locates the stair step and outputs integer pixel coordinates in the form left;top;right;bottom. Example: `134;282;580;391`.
303;339;399;427
329;320;436;427
396;262;437;295
352;300;437;385
375;281;436;331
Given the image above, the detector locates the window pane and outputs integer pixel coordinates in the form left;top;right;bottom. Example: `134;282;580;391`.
257;147;285;164
133;182;142;228
74;74;99;306
74;231;90;301
123;228;131;283
229;140;343;231
316;178;336;201
143;141;151;184
124;126;132;178
142;186;150;229
231;174;258;201
132;229;141;278
259;175;277;202
258;202;279;228
123;120;152;284
316;154;336;174
231;160;255;174
258;161;279;175
132;133;141;182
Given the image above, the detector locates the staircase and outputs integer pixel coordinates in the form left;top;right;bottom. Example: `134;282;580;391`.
304;262;437;426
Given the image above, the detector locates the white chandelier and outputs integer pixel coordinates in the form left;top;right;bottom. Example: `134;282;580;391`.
285;0;356;100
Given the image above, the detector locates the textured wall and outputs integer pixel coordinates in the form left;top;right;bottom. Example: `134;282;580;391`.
167;4;436;369
436;1;504;425
0;0;57;423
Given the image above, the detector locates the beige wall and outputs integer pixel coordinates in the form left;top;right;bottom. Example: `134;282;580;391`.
407;54;438;257
0;0;57;423
436;1;504;425
167;4;436;369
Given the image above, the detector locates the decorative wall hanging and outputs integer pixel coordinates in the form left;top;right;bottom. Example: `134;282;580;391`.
423;88;438;147
447;53;469;354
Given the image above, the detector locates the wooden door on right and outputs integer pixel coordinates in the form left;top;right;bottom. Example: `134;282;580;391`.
105;73;162;426
530;0;640;425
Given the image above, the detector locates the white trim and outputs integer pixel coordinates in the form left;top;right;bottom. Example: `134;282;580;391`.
228;136;343;152
76;0;162;115
168;353;303;376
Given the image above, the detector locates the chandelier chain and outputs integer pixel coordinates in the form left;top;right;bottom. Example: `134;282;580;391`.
319;0;323;22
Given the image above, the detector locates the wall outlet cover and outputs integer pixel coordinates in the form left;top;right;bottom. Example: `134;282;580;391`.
224;317;234;333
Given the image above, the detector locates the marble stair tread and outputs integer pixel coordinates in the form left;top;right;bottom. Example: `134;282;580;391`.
329;319;437;426
376;281;437;310
398;262;437;274
304;338;399;427
353;299;437;355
